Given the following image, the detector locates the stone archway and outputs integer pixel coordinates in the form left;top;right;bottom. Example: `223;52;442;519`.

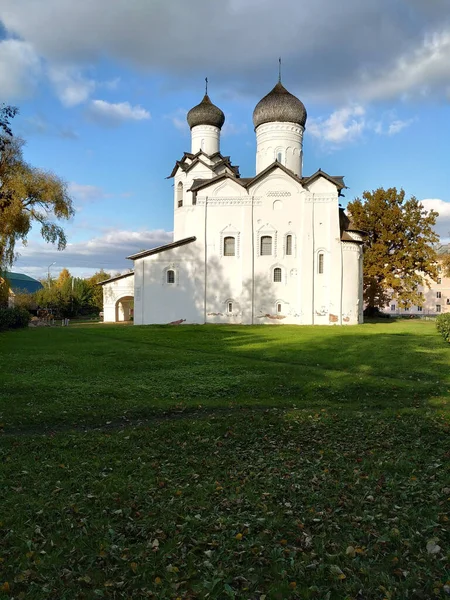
115;296;134;322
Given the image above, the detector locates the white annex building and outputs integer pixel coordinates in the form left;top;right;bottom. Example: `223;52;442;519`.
101;79;364;325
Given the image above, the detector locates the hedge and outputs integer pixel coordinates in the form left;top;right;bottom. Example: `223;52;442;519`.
0;307;31;331
435;313;450;342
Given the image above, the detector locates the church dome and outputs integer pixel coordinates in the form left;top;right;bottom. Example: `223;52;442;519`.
253;82;307;129
187;94;225;130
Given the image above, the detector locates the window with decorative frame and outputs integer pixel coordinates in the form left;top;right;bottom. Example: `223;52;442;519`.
167;270;175;284
273;267;282;282
277;303;282;313
261;235;273;256
285;235;293;256
227;302;233;313
224;236;235;256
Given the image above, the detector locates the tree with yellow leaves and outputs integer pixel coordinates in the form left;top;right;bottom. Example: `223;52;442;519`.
347;188;439;313
0;105;74;268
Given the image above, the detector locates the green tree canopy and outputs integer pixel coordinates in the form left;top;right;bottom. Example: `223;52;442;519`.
0;107;74;268
347;188;439;311
86;270;111;311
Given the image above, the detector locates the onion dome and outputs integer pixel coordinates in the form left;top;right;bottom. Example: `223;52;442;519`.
253;82;307;129
187;94;225;130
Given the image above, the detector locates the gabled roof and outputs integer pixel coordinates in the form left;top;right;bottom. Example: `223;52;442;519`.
126;236;196;260
168;150;240;179
301;169;346;192
188;173;247;193
188;161;302;193
246;160;303;189
2;271;43;294
97;271;134;286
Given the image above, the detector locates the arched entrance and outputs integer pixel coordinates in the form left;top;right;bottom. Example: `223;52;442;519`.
115;296;134;322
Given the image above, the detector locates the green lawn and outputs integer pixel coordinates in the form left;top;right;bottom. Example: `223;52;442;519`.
0;321;449;599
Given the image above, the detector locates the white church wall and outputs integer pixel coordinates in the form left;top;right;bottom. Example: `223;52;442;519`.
249;172;303;323
133;243;205;325
102;275;135;323
342;243;363;324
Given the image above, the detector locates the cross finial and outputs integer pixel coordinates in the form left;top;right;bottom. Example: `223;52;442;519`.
278;57;282;83
205;77;208;95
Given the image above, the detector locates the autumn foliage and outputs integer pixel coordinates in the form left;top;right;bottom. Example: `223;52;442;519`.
347;188;439;311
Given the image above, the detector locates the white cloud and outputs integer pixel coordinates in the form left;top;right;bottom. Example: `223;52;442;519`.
68;182;108;204
0;39;41;101
387;119;414;136
359;29;450;103
2;0;450;104
165;108;189;133
48;65;96;106
87;100;150;126
308;105;415;149
420;198;450;241
13;228;173;276
308;105;366;146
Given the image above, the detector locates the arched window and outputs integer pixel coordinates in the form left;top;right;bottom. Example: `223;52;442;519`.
260;235;272;256
167;269;175;284
273;267;282;282
318;253;324;274
277;303;282;313
227;302;233;313
277;152;283;164
285;235;292;256
176;182;183;208
224;236;235;256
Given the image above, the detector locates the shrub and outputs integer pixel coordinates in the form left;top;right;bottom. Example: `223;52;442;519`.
0;307;31;331
435;313;450;342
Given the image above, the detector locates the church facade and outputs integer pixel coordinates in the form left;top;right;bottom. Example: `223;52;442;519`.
101;80;364;325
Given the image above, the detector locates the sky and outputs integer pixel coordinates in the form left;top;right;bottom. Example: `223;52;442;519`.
1;0;450;280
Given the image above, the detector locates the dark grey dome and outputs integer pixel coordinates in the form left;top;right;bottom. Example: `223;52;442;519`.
187;94;225;130
253;82;307;129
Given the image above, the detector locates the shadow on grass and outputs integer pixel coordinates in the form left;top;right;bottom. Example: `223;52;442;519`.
1;320;448;433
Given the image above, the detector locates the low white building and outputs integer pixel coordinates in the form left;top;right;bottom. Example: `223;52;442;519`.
101;79;364;325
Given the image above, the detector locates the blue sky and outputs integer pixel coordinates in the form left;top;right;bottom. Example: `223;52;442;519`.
1;0;450;279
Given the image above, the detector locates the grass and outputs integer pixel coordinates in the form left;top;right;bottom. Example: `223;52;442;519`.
0;321;449;599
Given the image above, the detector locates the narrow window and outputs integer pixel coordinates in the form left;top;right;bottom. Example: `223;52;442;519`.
277;303;282;313
390;304;395;311
176;182;183;208
285;235;292;256
273;267;282;283
224;236;235;256
227;302;233;313
277;152;283;163
436;304;441;313
437;291;442;299
167;270;175;284
318;253;324;274
260;236;272;256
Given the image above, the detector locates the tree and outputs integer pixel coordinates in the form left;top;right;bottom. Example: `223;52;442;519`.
347;188;439;312
56;268;71;287
86;270;111;312
0;107;74;268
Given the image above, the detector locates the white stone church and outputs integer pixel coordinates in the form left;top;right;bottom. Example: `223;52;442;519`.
100;79;364;325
